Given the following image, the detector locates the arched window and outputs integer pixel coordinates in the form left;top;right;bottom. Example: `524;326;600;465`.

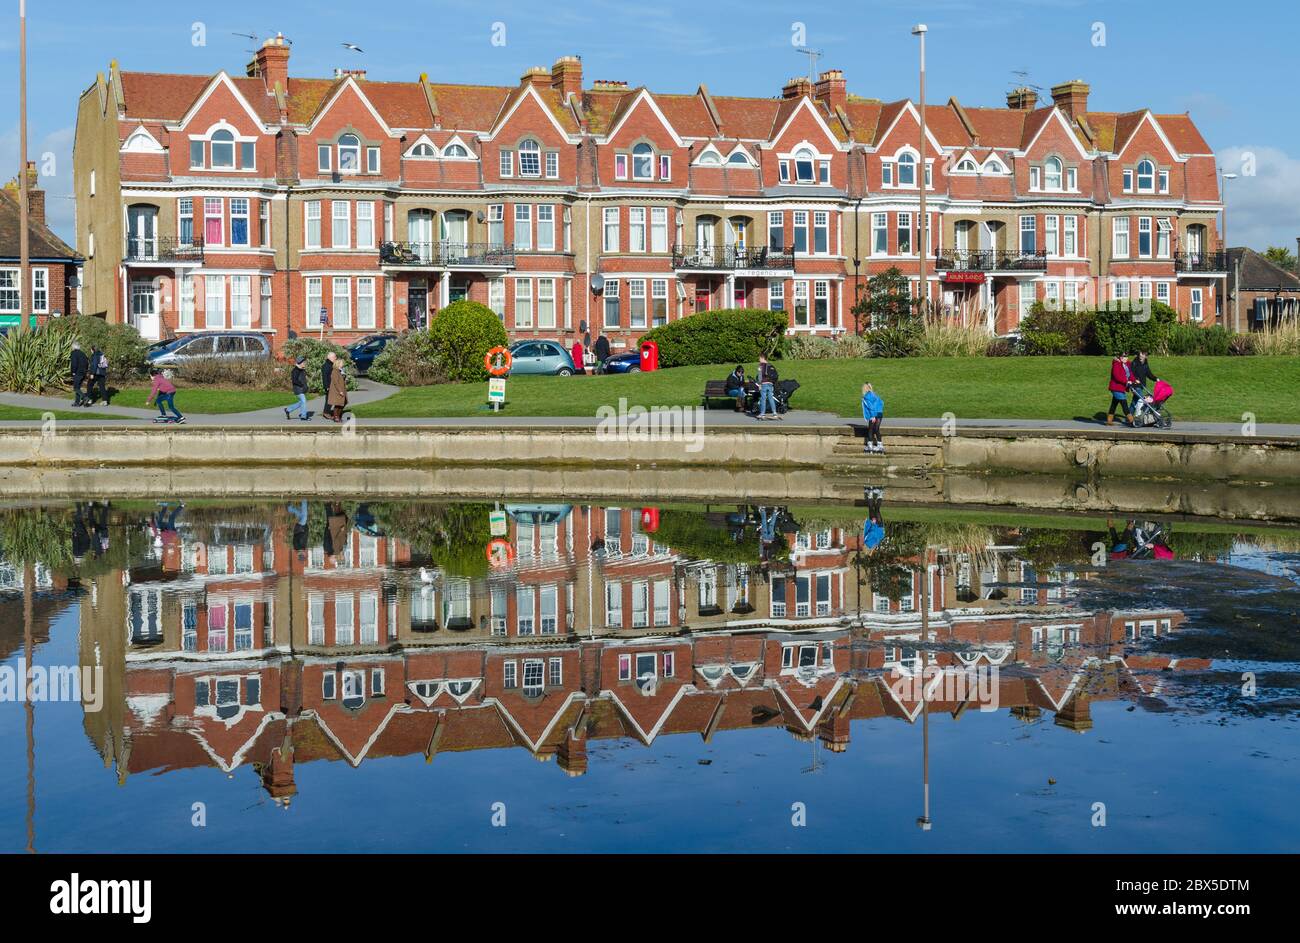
1136;159;1156;192
984;157;1006;174
727;149;751;166
518;139;541;176
632;142;654;180
956;158;977;172
896;151;917;186
408;141;436;158
210;129;235;169
442;142;470;158
794;147;816;183
337;133;361;173
1044;156;1063;190
697;150;722;166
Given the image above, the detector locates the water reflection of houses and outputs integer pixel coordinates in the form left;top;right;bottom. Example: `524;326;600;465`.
78;503;1193;798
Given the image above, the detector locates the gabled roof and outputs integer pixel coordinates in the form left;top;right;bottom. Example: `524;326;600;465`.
0;188;81;261
1227;247;1300;291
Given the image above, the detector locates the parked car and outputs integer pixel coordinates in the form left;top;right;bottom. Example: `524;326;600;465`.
597;350;642;374
507;339;575;376
146;332;272;368
348;333;397;375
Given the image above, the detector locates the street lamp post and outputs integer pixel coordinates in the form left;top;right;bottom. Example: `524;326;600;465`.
18;0;30;327
913;25;928;316
1220;170;1238;329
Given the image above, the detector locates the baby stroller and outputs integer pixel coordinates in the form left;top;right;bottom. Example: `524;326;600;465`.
1130;379;1174;429
745;379;801;416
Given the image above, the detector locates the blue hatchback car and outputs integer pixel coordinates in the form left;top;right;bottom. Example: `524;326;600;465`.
597;350;642;374
507;340;575;376
348;333;397;375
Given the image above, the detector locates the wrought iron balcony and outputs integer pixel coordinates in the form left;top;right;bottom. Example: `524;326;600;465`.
379;241;516;269
1174;251;1228;274
934;248;1048;273
671;245;796;271
124;236;204;265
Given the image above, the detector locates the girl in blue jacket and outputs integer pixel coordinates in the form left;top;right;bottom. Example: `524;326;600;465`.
861;383;885;453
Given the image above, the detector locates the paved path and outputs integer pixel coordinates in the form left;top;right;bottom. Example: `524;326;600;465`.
1;383;1296;439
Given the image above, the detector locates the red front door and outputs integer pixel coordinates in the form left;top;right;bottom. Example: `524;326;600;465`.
695;284;711;311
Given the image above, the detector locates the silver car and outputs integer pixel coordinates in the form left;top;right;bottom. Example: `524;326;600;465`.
147;332;273;367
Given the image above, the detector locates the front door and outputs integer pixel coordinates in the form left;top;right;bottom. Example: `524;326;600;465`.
407;286;428;330
130;279;160;340
695;283;712;312
448;278;469;303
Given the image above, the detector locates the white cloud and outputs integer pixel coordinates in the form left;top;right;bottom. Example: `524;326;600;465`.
1217;145;1300;253
0;124;76;242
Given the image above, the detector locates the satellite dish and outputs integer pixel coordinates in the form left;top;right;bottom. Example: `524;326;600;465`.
590;274;605;295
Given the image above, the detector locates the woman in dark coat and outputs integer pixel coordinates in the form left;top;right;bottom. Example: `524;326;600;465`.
1130;350;1158;411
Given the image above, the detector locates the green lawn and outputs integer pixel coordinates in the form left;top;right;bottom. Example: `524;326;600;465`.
110;386;294;414
0;405;127;421
352;356;1300;424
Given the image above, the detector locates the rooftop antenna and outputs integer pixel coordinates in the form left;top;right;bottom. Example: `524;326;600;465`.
232;31;260;56
1008;69;1045;97
794;46;824;83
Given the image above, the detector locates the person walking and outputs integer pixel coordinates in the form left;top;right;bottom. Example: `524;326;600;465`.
326;356;349;422
69;341;89;407
593;333;611;368
571;338;585;375
1106;352;1135;426
86;346;109;406
146;368;185;422
756;354;780;420
1130;350;1158;413
861;382;885;453
285;356;310;421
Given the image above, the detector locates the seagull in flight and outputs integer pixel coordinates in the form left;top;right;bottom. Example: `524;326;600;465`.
342;42;364;53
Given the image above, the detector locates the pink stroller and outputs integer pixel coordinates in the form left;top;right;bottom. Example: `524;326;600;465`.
1131;379;1174;429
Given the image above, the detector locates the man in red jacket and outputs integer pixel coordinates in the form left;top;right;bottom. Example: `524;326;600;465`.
1106;353;1135;426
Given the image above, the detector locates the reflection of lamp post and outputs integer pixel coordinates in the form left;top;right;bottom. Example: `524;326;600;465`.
916;552;932;831
912;24;929;314
25;561;36;853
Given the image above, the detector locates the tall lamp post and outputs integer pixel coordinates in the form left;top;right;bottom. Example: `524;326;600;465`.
1220;170;1238;329
913;25;928;316
18;0;30;327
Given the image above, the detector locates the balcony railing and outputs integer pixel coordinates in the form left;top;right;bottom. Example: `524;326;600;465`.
933;248;1048;273
671;245;796;271
124;236;204;264
379;241;516;269
1174;251;1228;274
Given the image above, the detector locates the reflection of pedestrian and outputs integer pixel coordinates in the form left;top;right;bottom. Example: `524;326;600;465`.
152;502;184;570
71;504;91;560
324;504;348;559
863;489;885;550
91;502;110;558
288;501;309;558
1107;518;1136;560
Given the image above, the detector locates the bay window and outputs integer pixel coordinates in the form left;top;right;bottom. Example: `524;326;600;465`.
536;205;555;251
332;276;351;328
230;275;252;329
537;277;555;328
651;208;668;253
1113;217;1130;258
813;211;829;254
306;277;322;327
603;207;619;252
514;204;532;251
1019;215;1036;254
487;204;505;248
603;279;620;328
304;201;321;249
514;279;533;327
205;274;226;329
230;198;250;247
178;198;194;246
356;201;374;249
768;211;784;252
792;211;808;253
651;279;668;327
793;280;809;326
204;198;224;246
872;213;888;254
1138;217;1152;258
629;207;646;252
897;212;912;255
813;280;829;326
331;201;350;249
357;277;376;329
628;279;646;329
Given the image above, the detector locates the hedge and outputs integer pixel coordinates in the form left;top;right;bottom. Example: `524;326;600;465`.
639;308;787;367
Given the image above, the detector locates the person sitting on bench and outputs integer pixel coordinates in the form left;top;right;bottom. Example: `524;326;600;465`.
723;365;747;412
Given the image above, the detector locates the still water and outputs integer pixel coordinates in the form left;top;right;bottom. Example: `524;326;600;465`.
1;496;1297;852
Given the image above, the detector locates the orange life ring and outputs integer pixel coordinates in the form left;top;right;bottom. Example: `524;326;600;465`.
486;538;516;568
485;346;512;376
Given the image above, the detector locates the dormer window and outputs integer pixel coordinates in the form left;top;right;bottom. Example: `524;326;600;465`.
956;158;977;172
896;151;916;186
698;150;722;166
983;157;1007;174
1044;157;1063;190
443;142;469;158
409;141;436;158
726;150;751;166
337;134;361;173
632;142;654;180
1136;159;1155;192
794;147;816;183
210;130;235;169
518;139;541;177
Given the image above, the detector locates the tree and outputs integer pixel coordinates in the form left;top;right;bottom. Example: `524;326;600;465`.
851;266;917;333
1263;246;1298;272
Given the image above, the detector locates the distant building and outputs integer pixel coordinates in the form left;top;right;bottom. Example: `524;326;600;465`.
0;162;82;328
1226;246;1300;330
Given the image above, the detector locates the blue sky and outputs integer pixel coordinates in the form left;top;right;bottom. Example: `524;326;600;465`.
2;0;1297;252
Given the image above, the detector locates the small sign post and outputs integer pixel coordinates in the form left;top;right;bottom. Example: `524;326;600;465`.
318;307;329;341
489;509;508;537
488;377;506;412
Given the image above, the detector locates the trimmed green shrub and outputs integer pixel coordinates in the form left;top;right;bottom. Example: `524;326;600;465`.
1020;303;1095;354
639;308;787;367
1020;331;1072;356
69;315;149;380
1164;323;1231;356
0;322;75;393
282;336;356;394
424;300;508;382
367;331;449;386
1093;300;1177;355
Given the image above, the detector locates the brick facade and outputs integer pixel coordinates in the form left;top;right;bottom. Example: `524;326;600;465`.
73;43;1225;351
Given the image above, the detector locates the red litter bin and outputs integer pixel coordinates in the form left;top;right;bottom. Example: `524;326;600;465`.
639;340;659;372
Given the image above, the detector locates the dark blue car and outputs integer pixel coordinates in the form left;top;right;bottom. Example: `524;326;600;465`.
348;333;397;375
597;350;642;374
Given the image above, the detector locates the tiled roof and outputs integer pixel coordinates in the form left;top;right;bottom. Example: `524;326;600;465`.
0;188;81;261
120;71;211;120
1227;247;1300;291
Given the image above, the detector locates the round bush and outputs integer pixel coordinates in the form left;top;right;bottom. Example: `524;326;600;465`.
639;308;787;367
282;337;355;394
1094;301;1177;355
424;300;508;382
367;331;449;386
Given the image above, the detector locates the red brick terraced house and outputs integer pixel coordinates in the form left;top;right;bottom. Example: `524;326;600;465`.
73;38;1226;349
1;163;82;329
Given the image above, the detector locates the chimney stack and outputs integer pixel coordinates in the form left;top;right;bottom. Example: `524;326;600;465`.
1006;87;1038;111
814;69;846;112
247;33;291;94
551;56;583;100
1050;79;1090;120
521;66;552;90
4;162;43;227
782;76;813;100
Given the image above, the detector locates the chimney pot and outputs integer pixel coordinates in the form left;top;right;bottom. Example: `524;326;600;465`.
782;76;813;100
551;55;583;100
814;69;847;111
1006;87;1038;111
522;65;552;89
1049;79;1090;120
247;34;291;93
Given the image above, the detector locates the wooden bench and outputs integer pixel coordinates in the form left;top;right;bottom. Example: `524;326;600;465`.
702;380;738;408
